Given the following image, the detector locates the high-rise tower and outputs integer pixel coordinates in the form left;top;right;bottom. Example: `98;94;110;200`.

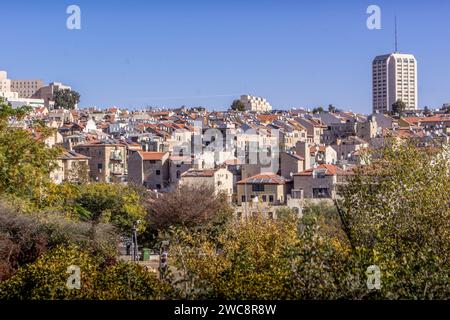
372;18;418;113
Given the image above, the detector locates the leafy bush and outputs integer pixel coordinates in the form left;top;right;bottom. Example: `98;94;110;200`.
337;141;450;299
0;200;118;281
0;245;172;300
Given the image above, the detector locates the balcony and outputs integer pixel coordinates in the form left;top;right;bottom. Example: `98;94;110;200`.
289;189;304;199
110;152;123;161
110;168;123;175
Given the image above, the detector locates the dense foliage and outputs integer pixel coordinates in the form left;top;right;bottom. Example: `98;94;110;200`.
53;89;81;110
337;141;450;299
0;101;60;199
0;245;171;300
230;100;246;112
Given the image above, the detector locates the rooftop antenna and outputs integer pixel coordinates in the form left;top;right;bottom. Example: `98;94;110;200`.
395;15;399;53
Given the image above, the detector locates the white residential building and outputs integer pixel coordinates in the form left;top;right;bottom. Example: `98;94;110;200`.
179;168;234;201
0;71;19;100
372;53;418;113
240;95;273;112
7;98;45;108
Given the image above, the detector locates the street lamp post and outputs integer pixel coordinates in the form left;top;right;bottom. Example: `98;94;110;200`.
131;220;141;262
159;240;169;280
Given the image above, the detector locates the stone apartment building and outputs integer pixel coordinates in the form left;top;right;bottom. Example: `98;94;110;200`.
74;143;127;183
128;151;170;191
276;120;308;151
169;155;193;188
332;136;369;163
10;79;44;98
295;117;326;144
236;172;290;206
179;168;233;201
240;95;273;113
280;151;305;180
33;82;72;108
399;115;450;135
309;145;337;166
293;164;349;199
0;71;18;100
51;150;90;184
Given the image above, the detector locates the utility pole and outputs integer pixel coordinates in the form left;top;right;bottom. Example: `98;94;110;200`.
159;240;169;280
131;221;139;262
244;181;248;220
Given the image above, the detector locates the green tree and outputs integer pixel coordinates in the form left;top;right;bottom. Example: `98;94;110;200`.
0;245;171;300
337;140;450;299
74;183;147;235
444;105;450;114
0;99;60;200
68;161;90;184
391;99;407;117
230;99;246;112
166;214;357;300
53;89;80;110
145;184;233;241
0;198;118;281
167;218;300;299
312;106;324;114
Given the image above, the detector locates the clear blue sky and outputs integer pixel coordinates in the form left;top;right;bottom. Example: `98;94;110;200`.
1;0;449;113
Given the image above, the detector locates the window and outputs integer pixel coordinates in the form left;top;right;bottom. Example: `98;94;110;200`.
313;170;326;179
313;188;331;198
149;160;156;164
97;163;103;170
269;195;274;203
262;195;267;202
156;184;161;190
176;170;181;179
241;195;246;202
252;184;264;192
156;170;161;175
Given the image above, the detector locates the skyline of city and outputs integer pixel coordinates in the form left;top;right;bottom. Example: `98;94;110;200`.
0;1;448;309
1;0;449;112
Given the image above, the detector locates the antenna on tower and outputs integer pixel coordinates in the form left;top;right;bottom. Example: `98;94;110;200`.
395;15;398;52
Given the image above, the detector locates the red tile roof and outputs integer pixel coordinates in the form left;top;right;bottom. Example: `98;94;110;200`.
181;169;217;177
237;172;288;185
402;116;450;124
224;158;243;165
294;164;348;176
310;145;327;154
256;114;277;123
138;151;167;161
59;150;90;160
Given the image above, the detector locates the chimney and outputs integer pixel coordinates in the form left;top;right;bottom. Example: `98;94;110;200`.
295;141;311;171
